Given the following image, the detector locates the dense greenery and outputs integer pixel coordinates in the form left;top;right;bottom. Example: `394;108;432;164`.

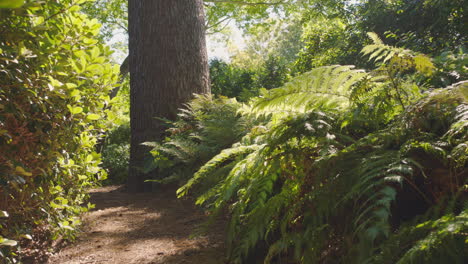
0;0;466;263
210;57;290;101
87;0;466;262
101;123;130;185
154;38;468;263
144;95;249;186
0;0;118;261
208;0;466;100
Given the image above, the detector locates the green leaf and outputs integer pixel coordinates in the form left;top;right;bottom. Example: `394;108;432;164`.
67;105;83;115
66;83;78;89
32;16;44;26
86;113;100;120
85;154;93;162
69;5;81;12
0;211;8;217
90;46;100;59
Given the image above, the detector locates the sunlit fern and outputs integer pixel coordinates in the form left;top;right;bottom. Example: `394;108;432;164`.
169;40;468;263
248;65;368;116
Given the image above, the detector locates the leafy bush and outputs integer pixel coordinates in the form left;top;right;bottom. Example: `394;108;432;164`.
293;17;359;74
209;57;290;102
176;38;467;263
0;0;118;261
210;59;256;100
101;124;130;184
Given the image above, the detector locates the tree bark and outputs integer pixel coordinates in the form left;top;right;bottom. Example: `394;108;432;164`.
127;0;210;192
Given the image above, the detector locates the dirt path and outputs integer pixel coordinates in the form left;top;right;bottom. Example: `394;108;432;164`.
47;186;225;264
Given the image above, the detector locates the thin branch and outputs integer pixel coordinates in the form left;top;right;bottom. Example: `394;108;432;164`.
204;0;288;6
114;21;128;33
206;16;233;34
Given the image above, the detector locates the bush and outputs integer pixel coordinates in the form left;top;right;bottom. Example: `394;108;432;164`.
209;57;290;102
101;124;130;184
0;0;119;261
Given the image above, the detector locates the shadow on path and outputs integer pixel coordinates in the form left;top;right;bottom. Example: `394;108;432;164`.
47;186;225;264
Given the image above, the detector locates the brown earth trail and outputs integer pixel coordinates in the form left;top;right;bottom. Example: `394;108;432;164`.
47;186;225;264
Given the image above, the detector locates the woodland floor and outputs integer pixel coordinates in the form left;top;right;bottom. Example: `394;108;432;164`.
46;185;226;264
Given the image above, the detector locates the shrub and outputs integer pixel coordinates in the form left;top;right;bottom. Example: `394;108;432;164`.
101;123;130;184
209;57;290;102
0;0;119;261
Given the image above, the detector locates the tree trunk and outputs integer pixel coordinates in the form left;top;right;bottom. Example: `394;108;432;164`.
127;0;210;192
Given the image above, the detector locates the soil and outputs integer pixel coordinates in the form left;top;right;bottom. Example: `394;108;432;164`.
46;185;226;264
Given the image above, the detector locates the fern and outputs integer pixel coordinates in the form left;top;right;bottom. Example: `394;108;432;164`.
144;94;251;185
354;33;438;119
370;209;468;264
363;32;436;76
177;144;263;198
248;65;368;115
167;42;467;264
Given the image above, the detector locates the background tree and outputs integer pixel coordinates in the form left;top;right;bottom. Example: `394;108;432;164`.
127;0;210;192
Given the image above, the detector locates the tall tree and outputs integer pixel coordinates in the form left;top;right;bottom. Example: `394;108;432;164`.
128;0;210;192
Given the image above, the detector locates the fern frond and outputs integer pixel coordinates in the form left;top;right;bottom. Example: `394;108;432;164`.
363;32;435;76
177;144;263;197
371;210;468;264
367;32;384;45
248;65;368;115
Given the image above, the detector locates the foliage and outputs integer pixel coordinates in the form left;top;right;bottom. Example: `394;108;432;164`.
81;0;127;40
356;0;466;55
176;40;468;263
0;0;119;261
101;123;130;185
99;75;130;185
372;209;468;264
144;94;253;187
81;0;127;62
229;16;303;69
204;0;346;34
210;57;290;102
248;65;367;115
255;55;290;90
293;16;357;73
210;59;256;100
432;47;468;87
353;0;466;87
220;0;466;88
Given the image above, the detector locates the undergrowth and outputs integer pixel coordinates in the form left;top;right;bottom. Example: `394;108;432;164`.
144;94;259;187
165;34;468;263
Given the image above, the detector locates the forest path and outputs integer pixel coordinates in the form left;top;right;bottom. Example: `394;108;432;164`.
47;186;225;264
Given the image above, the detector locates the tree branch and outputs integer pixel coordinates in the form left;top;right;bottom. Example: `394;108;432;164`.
206;15;233;34
204;0;287;6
